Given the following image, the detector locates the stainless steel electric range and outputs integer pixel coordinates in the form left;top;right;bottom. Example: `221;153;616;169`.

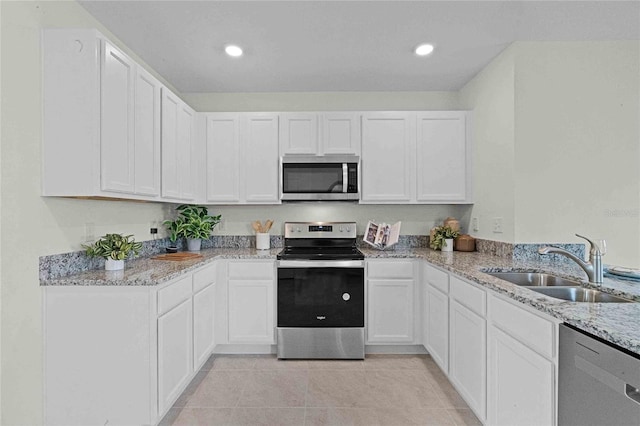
276;222;365;359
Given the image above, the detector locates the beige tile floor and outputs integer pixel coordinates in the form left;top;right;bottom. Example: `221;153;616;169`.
160;354;482;426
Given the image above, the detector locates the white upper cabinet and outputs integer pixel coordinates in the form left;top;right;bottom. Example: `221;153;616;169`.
206;113;279;204
361;111;471;204
280;113;360;156
321;113;361;155
42;29;175;202
206;114;241;202
417;112;470;202
243;114;280;203
161;89;195;201
100;41;135;193
280;113;318;155
133;67;161;196
361;112;415;202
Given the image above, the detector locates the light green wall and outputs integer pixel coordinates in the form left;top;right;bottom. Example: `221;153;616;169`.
513;41;640;266
459;41;640;266
458;46;516;243
0;2;174;424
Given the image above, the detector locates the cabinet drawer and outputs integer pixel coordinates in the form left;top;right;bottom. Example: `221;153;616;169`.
157;275;192;316
367;260;413;279
424;264;449;293
193;262;216;293
489;295;555;359
228;261;274;279
450;275;486;317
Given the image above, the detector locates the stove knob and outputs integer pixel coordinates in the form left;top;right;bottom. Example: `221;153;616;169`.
346;226;351;232
339;226;344;232
342;293;351;301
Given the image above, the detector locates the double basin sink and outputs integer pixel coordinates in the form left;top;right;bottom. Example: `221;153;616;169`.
485;272;633;303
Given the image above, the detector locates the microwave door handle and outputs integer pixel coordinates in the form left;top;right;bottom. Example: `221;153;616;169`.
342;163;348;193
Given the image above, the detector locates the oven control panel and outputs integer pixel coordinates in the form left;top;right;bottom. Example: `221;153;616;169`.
284;222;357;239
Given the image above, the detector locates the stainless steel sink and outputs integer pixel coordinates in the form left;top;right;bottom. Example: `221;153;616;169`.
485;272;582;287
530;287;633;303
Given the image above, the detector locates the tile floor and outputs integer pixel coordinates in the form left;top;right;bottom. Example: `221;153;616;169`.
160;354;482;426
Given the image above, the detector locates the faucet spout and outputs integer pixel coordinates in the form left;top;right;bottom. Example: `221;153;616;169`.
538;234;605;285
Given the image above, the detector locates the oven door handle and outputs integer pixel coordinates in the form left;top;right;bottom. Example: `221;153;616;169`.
278;260;364;268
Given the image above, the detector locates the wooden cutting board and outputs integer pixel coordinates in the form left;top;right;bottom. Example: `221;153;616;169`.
152;252;203;261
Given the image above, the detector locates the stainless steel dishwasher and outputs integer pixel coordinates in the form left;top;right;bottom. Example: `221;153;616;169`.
559;324;640;425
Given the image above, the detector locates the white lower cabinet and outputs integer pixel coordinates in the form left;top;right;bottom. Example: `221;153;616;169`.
43;261;219;426
158;298;193;415
227;260;275;344
449;298;487;421
487;294;558;426
423;264;450;372
366;260;416;344
193;283;216;369
487;327;554;426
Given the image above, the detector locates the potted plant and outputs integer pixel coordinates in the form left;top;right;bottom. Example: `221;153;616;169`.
83;233;143;270
430;226;461;252
164;204;221;252
163;218;181;253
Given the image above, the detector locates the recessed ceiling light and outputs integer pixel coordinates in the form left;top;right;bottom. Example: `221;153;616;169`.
415;43;434;56
225;45;243;57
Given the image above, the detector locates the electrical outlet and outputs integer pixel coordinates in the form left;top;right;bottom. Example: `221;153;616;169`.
493;217;503;233
85;222;95;242
472;217;479;232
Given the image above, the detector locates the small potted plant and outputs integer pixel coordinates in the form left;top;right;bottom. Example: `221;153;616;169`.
163;218;182;253
83;233;143;270
430;226;461;252
164;204;221;252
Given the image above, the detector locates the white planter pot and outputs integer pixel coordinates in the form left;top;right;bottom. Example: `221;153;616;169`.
105;258;124;271
187;238;202;252
441;238;454;252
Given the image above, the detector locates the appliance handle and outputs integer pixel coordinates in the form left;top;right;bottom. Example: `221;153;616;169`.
626;384;640;405
342;163;348;193
278;260;364;268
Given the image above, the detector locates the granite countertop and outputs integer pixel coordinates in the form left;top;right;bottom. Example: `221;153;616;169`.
41;246;640;356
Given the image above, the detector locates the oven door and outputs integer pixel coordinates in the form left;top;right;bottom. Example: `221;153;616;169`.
277;260;364;327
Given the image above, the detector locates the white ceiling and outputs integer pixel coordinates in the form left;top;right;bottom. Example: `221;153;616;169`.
78;1;640;93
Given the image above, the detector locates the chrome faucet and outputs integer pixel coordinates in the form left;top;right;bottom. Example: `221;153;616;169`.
538;234;605;285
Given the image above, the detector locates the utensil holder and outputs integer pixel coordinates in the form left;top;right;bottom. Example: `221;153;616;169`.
256;233;270;250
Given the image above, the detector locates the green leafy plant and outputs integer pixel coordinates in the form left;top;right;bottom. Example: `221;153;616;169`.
430;226;461;250
83;233;142;260
164;204;222;241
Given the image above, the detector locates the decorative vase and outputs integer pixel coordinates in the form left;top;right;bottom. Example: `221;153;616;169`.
187;238;202;252
441;238;454;252
105;258;124;271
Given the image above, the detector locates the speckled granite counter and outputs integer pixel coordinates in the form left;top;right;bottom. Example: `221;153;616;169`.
41;246;640;356
40;248;280;286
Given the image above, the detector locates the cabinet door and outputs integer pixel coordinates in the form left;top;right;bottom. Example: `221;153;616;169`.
425;285;449;373
158;298;193;415
488;327;555;426
416;112;469;202
161;89;180;199
193;284;216;370
177;104;195;200
361;113;415;202
367;279;414;343
243;114;279;203
449;300;487;421
100;41;135;193
321;113;360;155
206;114;240;202
279;113;318;155
133;67;161;196
228;279;274;343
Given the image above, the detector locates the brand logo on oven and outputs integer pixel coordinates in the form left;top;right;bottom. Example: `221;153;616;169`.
316;316;326;320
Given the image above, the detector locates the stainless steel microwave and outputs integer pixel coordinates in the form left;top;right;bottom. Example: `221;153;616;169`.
280;155;360;201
